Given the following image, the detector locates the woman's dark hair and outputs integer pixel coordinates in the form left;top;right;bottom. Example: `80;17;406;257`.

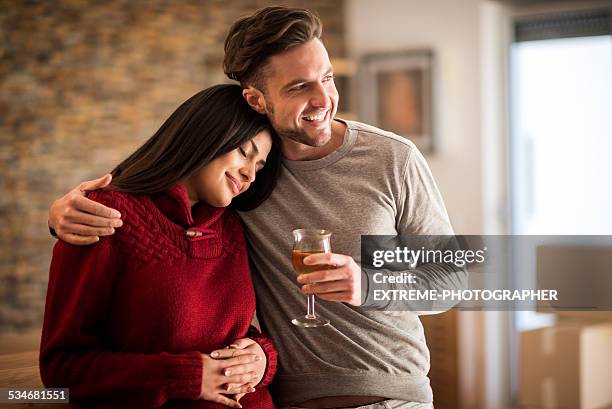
110;84;281;211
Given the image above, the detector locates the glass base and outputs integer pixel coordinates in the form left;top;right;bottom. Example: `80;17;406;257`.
291;315;330;328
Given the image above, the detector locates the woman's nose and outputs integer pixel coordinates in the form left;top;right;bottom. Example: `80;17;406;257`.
240;160;256;183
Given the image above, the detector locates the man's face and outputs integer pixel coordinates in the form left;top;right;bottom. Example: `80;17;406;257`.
260;39;339;147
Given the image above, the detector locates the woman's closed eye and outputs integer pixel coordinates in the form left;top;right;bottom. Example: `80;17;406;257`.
239;139;267;172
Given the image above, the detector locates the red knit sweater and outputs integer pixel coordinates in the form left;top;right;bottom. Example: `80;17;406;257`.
40;185;277;409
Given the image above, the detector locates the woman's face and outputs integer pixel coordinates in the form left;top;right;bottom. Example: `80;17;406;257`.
187;130;273;207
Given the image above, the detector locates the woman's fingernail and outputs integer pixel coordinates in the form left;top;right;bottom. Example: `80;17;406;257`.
225;369;232;376
211;351;219;357
230;344;238;348
249;387;256;392
255;356;262;361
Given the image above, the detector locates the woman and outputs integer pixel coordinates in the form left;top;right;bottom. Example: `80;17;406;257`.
40;84;282;409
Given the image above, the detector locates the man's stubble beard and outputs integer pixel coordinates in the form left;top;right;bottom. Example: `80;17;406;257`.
265;100;332;148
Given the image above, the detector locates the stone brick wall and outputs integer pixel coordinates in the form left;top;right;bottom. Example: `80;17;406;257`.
0;0;345;333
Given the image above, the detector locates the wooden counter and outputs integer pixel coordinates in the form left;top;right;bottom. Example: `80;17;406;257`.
0;351;81;408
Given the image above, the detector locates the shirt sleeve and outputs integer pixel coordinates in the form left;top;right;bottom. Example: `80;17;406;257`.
361;144;468;313
39;236;203;408
396;145;454;236
246;326;278;387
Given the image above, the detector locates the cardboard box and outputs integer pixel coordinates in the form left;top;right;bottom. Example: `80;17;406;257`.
536;245;612;321
554;311;612;323
519;321;612;409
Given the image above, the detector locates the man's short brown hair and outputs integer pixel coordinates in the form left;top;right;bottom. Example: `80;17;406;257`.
223;6;322;90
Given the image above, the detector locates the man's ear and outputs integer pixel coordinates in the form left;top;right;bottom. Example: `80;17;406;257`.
242;86;267;114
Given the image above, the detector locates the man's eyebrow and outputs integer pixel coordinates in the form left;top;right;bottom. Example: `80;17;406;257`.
282;67;334;91
282;78;309;91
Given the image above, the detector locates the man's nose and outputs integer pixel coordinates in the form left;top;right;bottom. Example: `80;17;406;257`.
309;82;330;108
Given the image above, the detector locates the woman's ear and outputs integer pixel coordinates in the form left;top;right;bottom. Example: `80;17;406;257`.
242;87;267;114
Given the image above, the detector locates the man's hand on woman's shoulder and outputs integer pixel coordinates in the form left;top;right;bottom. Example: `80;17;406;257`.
48;174;123;245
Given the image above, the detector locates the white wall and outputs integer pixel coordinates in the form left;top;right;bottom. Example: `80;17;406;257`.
345;0;485;235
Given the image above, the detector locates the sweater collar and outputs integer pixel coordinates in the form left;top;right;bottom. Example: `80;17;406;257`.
152;184;226;228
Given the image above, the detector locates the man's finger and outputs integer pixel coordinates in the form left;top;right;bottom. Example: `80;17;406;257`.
78;174;113;193
302;280;349;295
210;348;251;360
71;195;122;219
317;291;353;303
65;209;122;228
297;267;347;284
64;223;116;237
303;252;348;267
60;233;100;246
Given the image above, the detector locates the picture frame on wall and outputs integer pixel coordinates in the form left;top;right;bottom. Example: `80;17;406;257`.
359;50;434;153
330;58;357;120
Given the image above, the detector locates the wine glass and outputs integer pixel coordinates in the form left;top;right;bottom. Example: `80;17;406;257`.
291;229;332;327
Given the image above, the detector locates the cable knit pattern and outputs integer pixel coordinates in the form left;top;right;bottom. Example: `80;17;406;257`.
40;184;277;409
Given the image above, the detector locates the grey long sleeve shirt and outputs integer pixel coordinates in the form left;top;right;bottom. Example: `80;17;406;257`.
238;120;462;406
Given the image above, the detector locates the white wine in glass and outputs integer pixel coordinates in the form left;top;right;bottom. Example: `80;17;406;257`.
291;229;332;327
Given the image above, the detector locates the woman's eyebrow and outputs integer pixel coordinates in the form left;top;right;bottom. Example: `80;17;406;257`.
250;140;266;166
250;140;260;155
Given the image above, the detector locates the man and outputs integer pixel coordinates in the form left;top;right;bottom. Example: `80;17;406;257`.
49;7;464;409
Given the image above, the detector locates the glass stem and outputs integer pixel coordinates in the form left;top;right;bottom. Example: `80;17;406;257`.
306;294;316;319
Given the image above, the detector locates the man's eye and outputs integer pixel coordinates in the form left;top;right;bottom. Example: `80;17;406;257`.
323;75;334;82
291;84;306;92
239;147;248;157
